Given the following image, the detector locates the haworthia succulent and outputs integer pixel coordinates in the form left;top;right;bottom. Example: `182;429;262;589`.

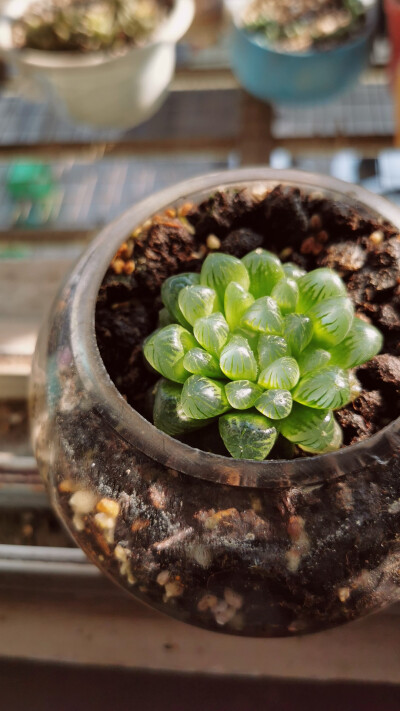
143;249;383;461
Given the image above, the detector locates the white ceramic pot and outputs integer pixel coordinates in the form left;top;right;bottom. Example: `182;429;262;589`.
0;0;194;128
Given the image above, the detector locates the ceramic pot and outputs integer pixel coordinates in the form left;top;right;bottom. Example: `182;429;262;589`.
30;167;400;637
0;0;194;128
224;0;377;105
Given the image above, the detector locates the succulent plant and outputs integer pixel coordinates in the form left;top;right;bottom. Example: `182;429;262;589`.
13;0;169;53
143;250;383;461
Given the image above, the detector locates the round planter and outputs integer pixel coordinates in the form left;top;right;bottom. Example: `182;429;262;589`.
31;167;400;637
224;0;377;105
0;0;194;128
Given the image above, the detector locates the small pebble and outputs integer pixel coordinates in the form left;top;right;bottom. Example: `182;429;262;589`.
338;587;351;603
96;498;120;518
157;570;171;586
123;260;135;275
206;234;221;250
369;230;384;245
309;214;322;231
112;258;125;275
164;581;184;599
178;202;193;217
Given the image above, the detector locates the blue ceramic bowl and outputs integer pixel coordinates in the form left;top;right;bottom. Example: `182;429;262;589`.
228;3;377;105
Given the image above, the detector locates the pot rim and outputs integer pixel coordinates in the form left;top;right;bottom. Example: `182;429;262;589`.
0;0;194;68
67;167;400;489
224;0;377;59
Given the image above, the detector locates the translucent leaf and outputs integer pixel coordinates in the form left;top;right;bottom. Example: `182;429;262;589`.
219;335;258;381
200;253;249;301
178;285;218;326
142;329;161;371
270;278;299;314
233;327;259;354
144;324;196;383
161;273;200;328
297;268;347;313
242;248;284;298
225;380;263;410
257;334;289;369
153;380;209;436
181;375;230;420
258;356;300;390
183;347;223;378
255;389;293;420
241;296;283;335
329;317;383;368
219;411;278;460
292;366;351;410
282;262;306;280
283;313;313;355
280;403;338;452
308;297;354;347
158;307;174;328
297;346;331;375
194;312;230;357
224;282;254;331
298;419;343;454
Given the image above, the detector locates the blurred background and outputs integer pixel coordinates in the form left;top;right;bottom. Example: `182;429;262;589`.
1;0;400;708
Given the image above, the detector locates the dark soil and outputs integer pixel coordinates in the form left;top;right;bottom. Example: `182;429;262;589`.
95;185;400;457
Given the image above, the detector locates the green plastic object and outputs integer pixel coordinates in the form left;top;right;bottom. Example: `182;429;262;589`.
6;162;54;201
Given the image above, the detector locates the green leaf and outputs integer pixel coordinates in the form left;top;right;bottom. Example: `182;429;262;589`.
270;278;299;314
242;248;284;298
298;418;343;454
283;313;313;355
193;312;230;357
153;380;209;436
233;327;260;354
297;268;347;313
225;380;263;409
158;307;174;328
280;403;338;452
200;253;250;301
142;329;161;370
224;282;254;331
219;335;258;381
161;273;200;328
183;347;223;378
282;262;306;280
257;334;289;369
144;324;196;383
241;296;283;335
178;285;218;326
329;317;383;368
219;411;278;460
255;389;293;419
297;345;331;375
292;366;351;410
308;297;354;347
181;375;230;419
258;356;300;390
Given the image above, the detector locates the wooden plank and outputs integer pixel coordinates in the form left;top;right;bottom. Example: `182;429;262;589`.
0;589;399;680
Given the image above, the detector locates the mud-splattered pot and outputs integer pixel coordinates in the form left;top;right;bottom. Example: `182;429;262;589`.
30;168;400;637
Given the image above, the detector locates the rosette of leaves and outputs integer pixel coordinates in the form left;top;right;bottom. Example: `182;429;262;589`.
14;0;168;53
143;250;383;461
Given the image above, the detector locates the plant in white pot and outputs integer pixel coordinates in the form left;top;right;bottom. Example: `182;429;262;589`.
0;0;194;128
